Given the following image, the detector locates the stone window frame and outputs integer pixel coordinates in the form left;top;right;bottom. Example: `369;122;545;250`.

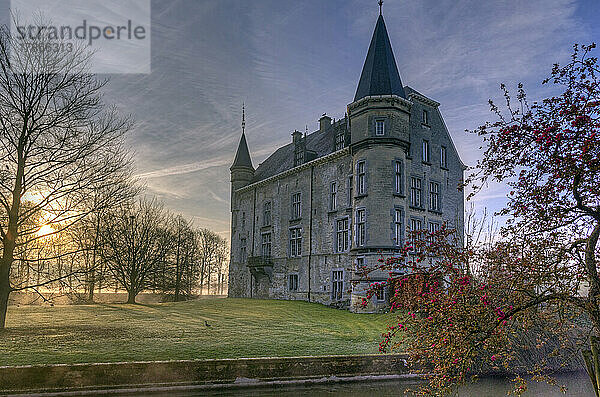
330;181;337;212
288;273;299;292
392;207;403;247
263;201;272;227
289;226;302;258
356;160;367;196
291;192;302;220
428;220;440;234
393;159;404;195
355;207;366;247
335;216;350;253
428;221;441;247
440;145;448;169
335;131;345;151
422;139;430;164
375;119;385;136
429;181;441;212
374;283;386;303
261;231;272;258
422;109;430;125
409;217;423;250
331;268;345;301
410;176;423;209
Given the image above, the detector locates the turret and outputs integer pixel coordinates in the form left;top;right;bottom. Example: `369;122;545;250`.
230;106;254;200
348;13;411;147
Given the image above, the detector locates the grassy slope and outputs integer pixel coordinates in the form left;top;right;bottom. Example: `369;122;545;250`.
0;298;393;366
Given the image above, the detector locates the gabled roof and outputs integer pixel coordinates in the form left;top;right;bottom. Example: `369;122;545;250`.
354;14;406;102
251;120;347;183
231;132;254;170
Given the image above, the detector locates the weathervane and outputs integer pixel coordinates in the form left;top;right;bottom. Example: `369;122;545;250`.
242;103;246;134
378;0;383;15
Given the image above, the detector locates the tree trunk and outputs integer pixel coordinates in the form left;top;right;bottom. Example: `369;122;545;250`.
0;264;11;329
126;290;136;304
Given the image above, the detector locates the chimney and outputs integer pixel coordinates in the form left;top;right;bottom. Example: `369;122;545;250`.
319;113;332;131
292;129;303;143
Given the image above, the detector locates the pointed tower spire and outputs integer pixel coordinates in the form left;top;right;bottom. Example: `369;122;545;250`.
231;104;254;170
378;0;383;15
353;11;406;102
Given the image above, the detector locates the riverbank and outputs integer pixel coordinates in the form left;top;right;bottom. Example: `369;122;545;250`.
0;355;412;395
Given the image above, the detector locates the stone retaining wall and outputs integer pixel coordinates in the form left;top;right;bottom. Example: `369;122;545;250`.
0;354;410;394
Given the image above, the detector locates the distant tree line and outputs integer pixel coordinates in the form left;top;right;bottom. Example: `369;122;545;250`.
10;195;229;305
0;16;228;329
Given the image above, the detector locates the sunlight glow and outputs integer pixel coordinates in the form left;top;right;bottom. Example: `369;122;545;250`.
36;224;54;238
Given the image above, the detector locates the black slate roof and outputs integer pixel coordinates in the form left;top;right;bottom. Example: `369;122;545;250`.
231;132;254;170
251;119;348;183
354;15;406;102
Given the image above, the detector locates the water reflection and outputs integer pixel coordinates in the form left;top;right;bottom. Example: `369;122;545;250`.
122;372;594;396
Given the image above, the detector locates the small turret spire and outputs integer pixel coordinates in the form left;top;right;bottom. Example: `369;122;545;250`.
241;103;246;134
231;104;254;170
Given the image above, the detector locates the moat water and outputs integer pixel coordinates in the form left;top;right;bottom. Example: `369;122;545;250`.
120;372;594;396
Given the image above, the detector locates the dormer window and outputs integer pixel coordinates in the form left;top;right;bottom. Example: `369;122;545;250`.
422;109;429;125
335;131;345;151
294;147;304;166
375;120;385;136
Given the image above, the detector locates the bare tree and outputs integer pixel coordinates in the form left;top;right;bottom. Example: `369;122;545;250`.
100;198;171;304
0;19;134;327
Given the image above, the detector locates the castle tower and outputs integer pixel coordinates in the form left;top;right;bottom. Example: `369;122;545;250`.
230;105;254;209
348;10;411;247
347;6;412;310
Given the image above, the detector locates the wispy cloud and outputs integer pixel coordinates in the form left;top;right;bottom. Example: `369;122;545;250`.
6;0;590;240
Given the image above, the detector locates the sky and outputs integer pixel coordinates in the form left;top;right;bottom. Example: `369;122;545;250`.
2;0;599;238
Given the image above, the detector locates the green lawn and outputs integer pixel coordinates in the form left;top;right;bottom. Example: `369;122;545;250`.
0;298;393;366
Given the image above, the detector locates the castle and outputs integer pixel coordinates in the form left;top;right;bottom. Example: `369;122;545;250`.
227;8;464;312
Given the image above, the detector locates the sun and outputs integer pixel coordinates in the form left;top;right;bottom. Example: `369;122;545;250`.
36;224;54;238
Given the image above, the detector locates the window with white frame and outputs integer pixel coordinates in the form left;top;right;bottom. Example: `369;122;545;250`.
428;221;440;234
335;131;345;151
394;209;403;246
422;140;430;163
263;201;271;226
394;160;403;194
332;270;344;300
410;177;422;207
289;274;299;291
330;182;337;211
429;181;440;211
356;208;366;246
294;147;304;166
357;161;366;195
261;232;271;258
289;227;302;257
375;120;385;136
336;217;349;252
291;192;301;219
410;218;422;247
428;222;440;246
356;257;365;270
440;146;447;168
